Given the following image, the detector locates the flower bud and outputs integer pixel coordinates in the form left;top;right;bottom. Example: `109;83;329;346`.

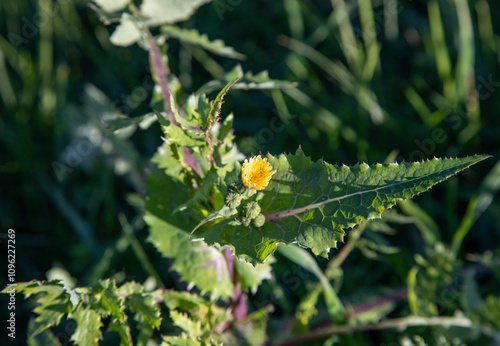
252;214;265;227
244;201;261;220
241;217;251;227
224;191;242;208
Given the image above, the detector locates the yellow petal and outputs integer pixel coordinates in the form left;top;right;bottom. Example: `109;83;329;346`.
241;155;276;190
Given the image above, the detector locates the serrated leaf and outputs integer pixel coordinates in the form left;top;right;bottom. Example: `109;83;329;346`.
6;280;73;336
140;0;212;27
146;212;233;299
295;285;322;329
110;14;142;47
234;257;274;294
88;280;126;321
207;74;240;127
170;310;203;338
163;290;206;311
162;335;202;346
161;25;244;59
118;282;162;328
70;307;102;345
109;316;132;346
184;92;211;126
164;122;205;147
93;0;129;12
198;151;489;263
197;65;297;95
145;159;233;299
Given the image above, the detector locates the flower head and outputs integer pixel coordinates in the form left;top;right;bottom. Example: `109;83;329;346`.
241;155;276;190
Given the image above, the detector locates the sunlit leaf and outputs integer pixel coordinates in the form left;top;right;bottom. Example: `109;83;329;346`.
140;0;213;27
93;0;129;13
70;307;102;345
110;14;142;47
197;150;489;263
161;25;245;59
198;65;297;95
145;152;233;299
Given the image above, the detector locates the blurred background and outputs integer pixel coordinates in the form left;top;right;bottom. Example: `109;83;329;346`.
1;0;499;344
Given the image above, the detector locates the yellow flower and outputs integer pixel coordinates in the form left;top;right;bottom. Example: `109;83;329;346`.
241;155;276;190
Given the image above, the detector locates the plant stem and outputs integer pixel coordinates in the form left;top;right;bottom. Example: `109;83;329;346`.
144;28;176;124
345;287;407;320
224;247;248;321
144;27;203;177
276;316;473;346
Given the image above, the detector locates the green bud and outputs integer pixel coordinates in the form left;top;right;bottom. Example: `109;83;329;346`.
241;217;251;227
252;214;265;227
244;201;261;220
225;191;242;208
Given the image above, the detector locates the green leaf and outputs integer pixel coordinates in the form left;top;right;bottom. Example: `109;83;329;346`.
294;285;322;330
109;316;132;346
163;122;205;147
161;25;245;59
118;282;162;329
146;212;233;299
6;280;73;336
70;307;102;345
145;159;233;299
207;73;240;127
162;335;202;346
197;65;297;95
234;257;274;294
140;0;212;27
183;92;211;126
86;280;126;321
170;310;203;338
162;290;206;311
103;112;157;132
92;0;129;13
198;151;489;263
110;14;142;47
161;291;230;344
